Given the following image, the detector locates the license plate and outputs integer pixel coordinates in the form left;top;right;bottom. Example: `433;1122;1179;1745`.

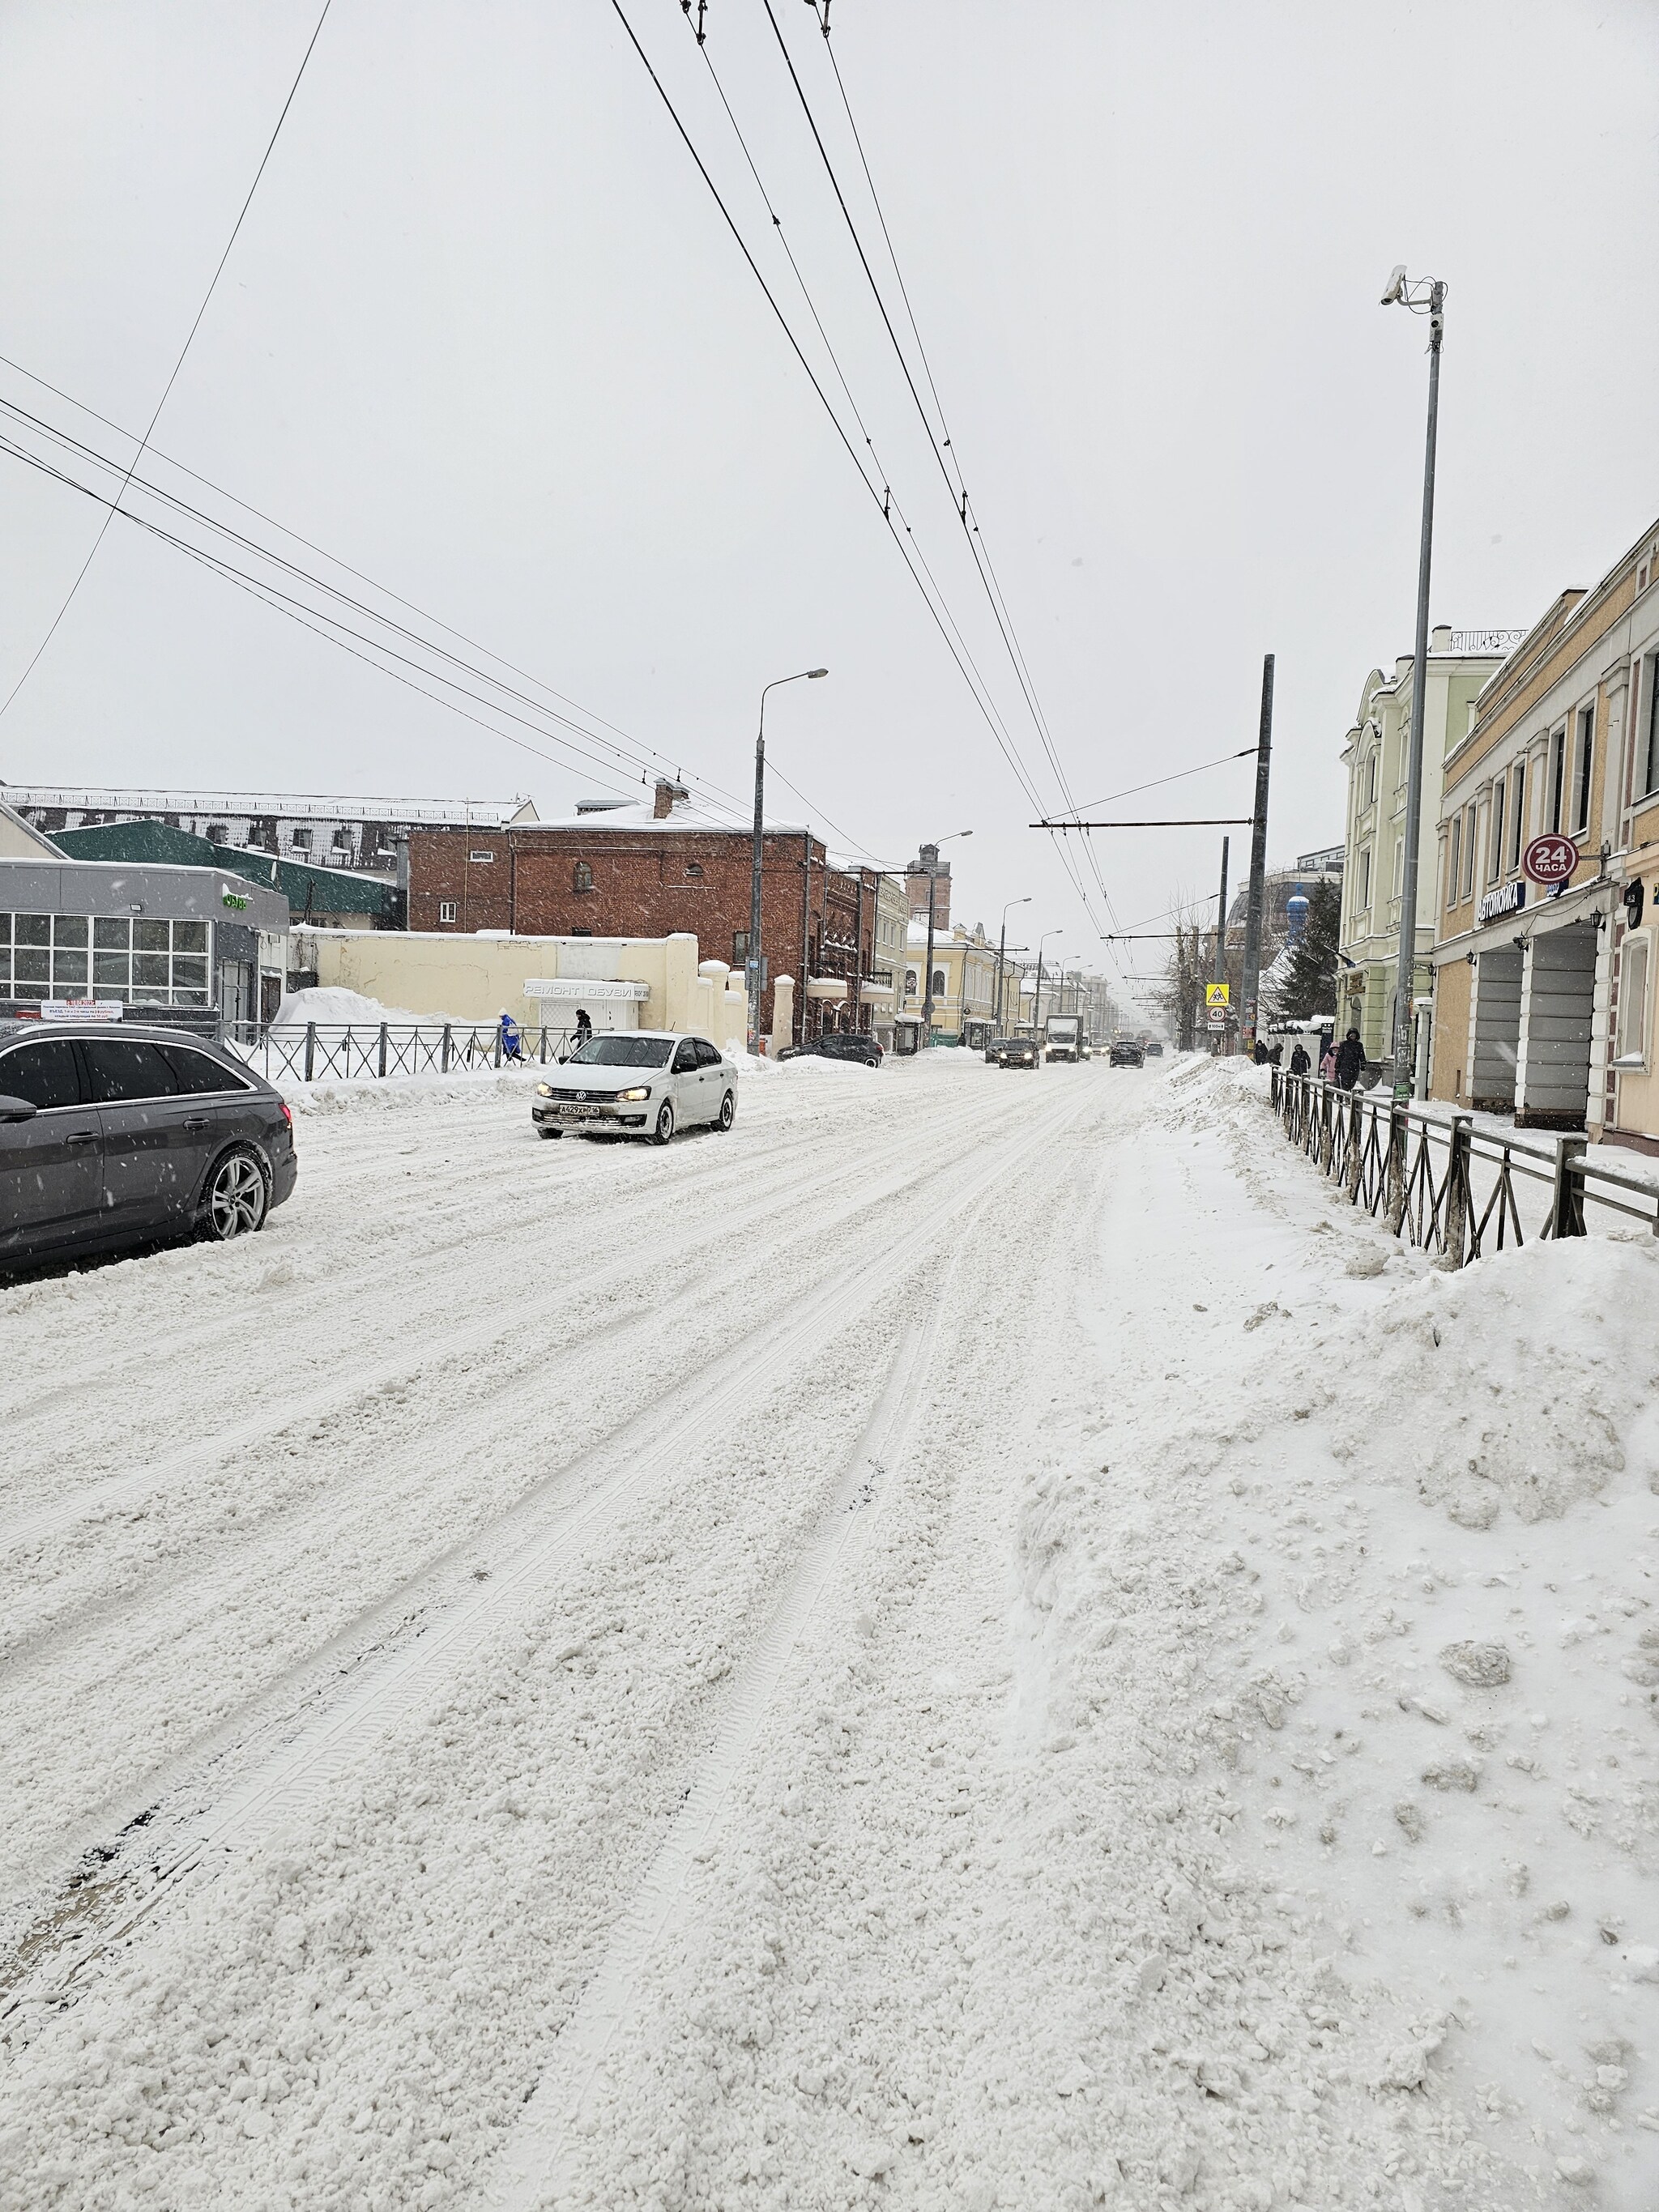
556;1102;607;1119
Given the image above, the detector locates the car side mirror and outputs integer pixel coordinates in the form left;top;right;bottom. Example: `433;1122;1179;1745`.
0;1094;38;1123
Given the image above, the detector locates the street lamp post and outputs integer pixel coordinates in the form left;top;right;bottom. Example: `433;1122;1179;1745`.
1033;928;1060;1038
996;896;1031;1029
918;830;971;1046
748;667;827;1053
1381;265;1446;1103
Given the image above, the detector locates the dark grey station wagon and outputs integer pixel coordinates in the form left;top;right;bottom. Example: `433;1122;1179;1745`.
0;1021;297;1272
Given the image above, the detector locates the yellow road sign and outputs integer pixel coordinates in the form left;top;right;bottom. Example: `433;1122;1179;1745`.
1205;983;1230;1008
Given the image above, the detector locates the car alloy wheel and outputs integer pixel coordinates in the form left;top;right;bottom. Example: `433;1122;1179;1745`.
716;1089;736;1131
652;1101;676;1145
202;1149;269;1241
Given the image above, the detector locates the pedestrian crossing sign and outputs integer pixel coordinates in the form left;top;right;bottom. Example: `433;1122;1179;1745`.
1205;983;1230;1008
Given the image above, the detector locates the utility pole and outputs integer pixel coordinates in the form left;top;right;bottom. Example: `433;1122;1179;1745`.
1212;835;1230;1056
996;895;1030;1030
748;668;827;1054
1382;268;1446;1103
1239;654;1275;1056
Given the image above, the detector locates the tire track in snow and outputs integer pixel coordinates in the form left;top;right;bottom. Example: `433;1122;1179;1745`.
0;1083;1009;1562
480;1281;949;2212
1;1086;1085;2017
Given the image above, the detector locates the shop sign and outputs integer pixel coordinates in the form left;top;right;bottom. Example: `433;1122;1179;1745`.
41;999;122;1022
1522;833;1576;887
1476;880;1526;925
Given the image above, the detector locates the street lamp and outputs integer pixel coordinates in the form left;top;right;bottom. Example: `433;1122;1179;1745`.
1381;265;1445;1103
748;667;828;1053
918;830;972;1045
1032;927;1061;1035
995;896;1031;1029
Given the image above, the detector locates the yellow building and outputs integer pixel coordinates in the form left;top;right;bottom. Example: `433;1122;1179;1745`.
897;920;1008;1047
1430;514;1659;1149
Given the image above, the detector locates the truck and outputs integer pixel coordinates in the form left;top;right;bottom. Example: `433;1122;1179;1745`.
1043;1013;1084;1063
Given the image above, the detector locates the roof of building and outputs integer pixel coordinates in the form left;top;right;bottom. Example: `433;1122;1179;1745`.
2;783;537;826
48;819;399;919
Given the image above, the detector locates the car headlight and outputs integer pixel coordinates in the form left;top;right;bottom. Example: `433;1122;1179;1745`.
535;1081;555;1097
618;1085;650;1102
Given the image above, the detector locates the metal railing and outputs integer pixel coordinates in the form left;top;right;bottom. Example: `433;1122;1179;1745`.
1268;1069;1659;1260
226;1021;579;1086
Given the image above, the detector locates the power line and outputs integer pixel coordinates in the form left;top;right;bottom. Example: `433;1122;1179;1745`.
0;0;334;722
1049;748;1258;820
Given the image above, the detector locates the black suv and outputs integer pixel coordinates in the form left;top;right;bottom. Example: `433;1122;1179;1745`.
783;1033;884;1068
987;1036;1041;1068
1108;1040;1145;1068
0;1021;298;1272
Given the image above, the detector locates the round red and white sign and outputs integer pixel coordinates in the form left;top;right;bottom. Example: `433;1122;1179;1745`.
1522;832;1576;887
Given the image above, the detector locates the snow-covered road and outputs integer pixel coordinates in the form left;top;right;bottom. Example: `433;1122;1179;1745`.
2;1054;1654;2210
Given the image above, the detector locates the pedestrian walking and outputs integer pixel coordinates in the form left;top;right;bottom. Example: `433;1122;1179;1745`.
574;1008;593;1049
1333;1026;1366;1089
1268;1043;1283;1068
1289;1042;1310;1076
1320;1042;1337;1080
1252;1038;1269;1066
499;1010;522;1061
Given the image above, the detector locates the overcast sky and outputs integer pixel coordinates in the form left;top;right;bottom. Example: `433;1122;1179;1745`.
2;1;1656;1007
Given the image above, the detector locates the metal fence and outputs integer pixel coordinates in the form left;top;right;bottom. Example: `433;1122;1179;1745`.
227;1021;579;1086
1268;1069;1659;1261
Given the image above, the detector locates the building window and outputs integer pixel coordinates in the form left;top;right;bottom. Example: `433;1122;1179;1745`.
684;863;704;880
732;931;750;964
1615;931;1650;1066
1549;726;1566;831
1367;750;1378;805
1508;761;1526;873
1488;778;1505;881
1640;658;1659;803
573;861;594;893
1462;803;1478;901
904;967;919;997
290;827;312;851
1358;846;1371;910
207;823;228;845
0;911;211;1005
468;849;495;865
1575;701;1597;827
1447;816;1461;911
932;968;945;997
438;900;458;924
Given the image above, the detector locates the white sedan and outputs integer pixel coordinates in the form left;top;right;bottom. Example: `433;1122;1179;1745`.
531;1030;737;1144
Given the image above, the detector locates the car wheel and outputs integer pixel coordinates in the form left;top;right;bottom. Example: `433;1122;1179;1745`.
715;1089;736;1132
538;1126;564;1140
652;1100;676;1146
197;1145;270;1242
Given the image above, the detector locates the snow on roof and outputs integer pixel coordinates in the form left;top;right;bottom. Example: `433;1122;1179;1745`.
531;790;810;837
2;785;536;825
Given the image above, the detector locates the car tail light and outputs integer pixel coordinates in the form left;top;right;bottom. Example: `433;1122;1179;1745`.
279;1102;293;1131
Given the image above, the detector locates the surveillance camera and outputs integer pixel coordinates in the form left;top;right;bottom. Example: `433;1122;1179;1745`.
1380;264;1407;306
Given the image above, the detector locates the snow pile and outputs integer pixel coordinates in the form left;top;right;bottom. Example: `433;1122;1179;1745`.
271;986;449;1029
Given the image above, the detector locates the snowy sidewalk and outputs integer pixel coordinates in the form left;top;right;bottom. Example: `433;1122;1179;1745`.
1;1056;1653;2210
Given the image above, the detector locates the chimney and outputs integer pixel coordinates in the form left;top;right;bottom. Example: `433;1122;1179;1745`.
653;778;688;820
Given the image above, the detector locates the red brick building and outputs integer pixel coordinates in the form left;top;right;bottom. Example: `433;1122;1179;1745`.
406;782;880;1043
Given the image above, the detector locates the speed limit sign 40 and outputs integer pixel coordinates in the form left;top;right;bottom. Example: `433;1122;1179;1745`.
1523;833;1576;887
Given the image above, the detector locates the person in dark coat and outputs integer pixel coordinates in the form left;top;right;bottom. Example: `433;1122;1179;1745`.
1252;1038;1269;1065
1289;1042;1311;1076
574;1008;593;1048
1268;1044;1283;1068
1333;1026;1366;1089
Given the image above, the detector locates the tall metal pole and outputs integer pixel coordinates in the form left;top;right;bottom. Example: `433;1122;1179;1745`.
1212;833;1230;1056
1239;654;1275;1055
747;705;766;1054
1392;280;1444;1103
921;868;937;1044
995;919;1007;1029
747;668;826;1055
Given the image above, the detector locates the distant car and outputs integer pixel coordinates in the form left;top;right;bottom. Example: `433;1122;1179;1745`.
531;1029;736;1143
0;1019;297;1273
987;1035;1042;1069
779;1032;883;1069
1145;1041;1165;1057
1108;1040;1145;1068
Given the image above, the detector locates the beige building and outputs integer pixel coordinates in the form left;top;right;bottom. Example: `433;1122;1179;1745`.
1336;630;1513;1074
0;799;60;859
290;926;748;1051
897;920;1007;1047
1430;514;1659;1148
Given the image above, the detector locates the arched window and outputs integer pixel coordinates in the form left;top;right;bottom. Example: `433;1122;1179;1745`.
684;862;704;880
932;969;945;997
1367;750;1379;805
573;860;593;893
904;967;919;996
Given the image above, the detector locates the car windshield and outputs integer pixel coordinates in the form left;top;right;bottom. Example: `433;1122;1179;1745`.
994;1038;1029;1050
568;1036;673;1068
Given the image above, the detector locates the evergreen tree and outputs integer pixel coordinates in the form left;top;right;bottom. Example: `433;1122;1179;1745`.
1270;879;1341;1020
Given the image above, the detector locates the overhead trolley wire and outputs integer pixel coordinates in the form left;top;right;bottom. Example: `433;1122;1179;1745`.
0;0;335;723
